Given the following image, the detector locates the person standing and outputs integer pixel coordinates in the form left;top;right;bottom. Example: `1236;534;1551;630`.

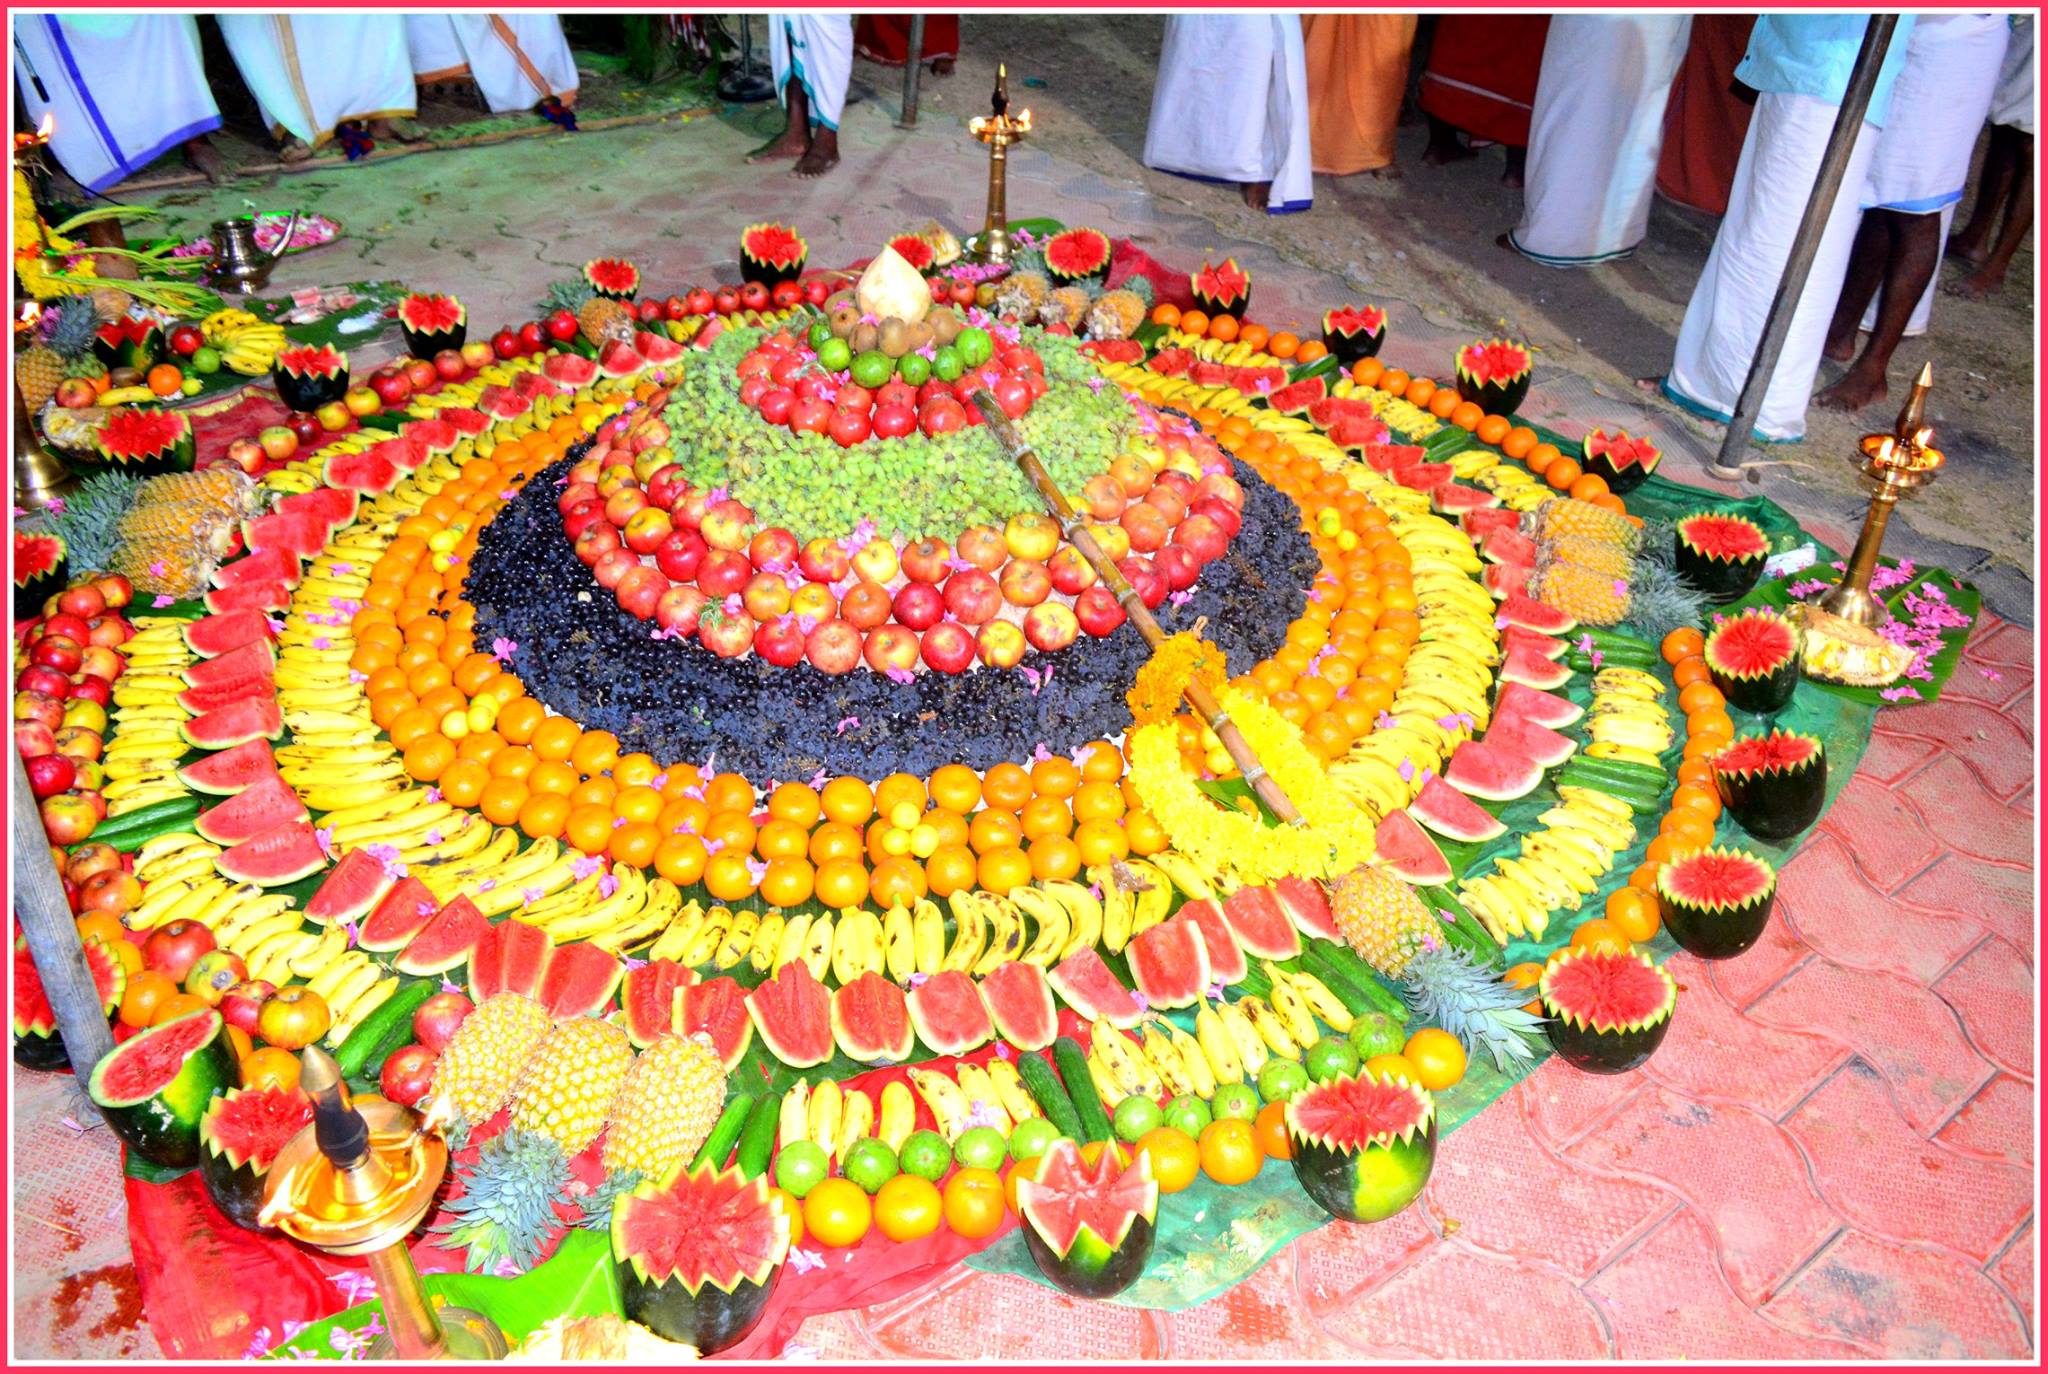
1144;14;1314;213
1660;15;1916;443
12;13;224;190
1654;15;1760;218
1417;14;1550;186
1817;13;2007;410
404;16;579;114
1508;16;1692;265
748;13;854;178
216;13;422;161
1948;16;2035;299
1301;14;1417;181
855;15;958;75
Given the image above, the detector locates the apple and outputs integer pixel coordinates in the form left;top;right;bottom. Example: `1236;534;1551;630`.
17;664;69;698
90;574;132;611
68;675;111;709
654;585;709;637
77;865;138;916
144;918;216;983
976;620;1027;668
699;499;755;552
686;287;716;316
921;621;975;673
1173;513;1229;565
315;400;351;432
1154;544;1200;592
184;949;248;1005
379;1044;438;1107
839;581;894;631
15;721;56;759
259;986;332;1051
53;726;102;762
288;411;325;446
1049;546;1098;595
900;537;952;584
696;548;752;598
75;787;106;823
1118;557;1169;610
655;528;708;581
1075;585;1127;637
698;608;756;658
458;340;495;372
342;385;381;417
518;321;547;353
592;546;640;590
789;583;837;624
742;571;792;621
84;616;129;649
225;437;266;474
1004;512;1061;561
805;618;863;674
57;583;105;618
1024;601;1081;653
399;357;437;391
55;376;97;409
748;528;799;572
646;466;693;511
1111;454;1155;498
754;615;807;667
1143;485;1189;526
369;368;413;407
891;582;945;631
615;565;668;620
863;624;921;674
411;990;473;1051
24;752;74;799
491;326;521;357
1190;497;1242;541
604;486;650;527
1081;474;1128;521
942;568;1002;625
61;697;106;732
38;612;90;643
219;979;277;1036
851;538;899;585
167;323;204;357
1120;502;1171;553
799;538;851;584
573;523;622;566
622;506;673;555
562;500;608;541
1084;523;1132;563
1155;468;1196;499
999;559;1052;609
77;646;124;681
16;690;66;730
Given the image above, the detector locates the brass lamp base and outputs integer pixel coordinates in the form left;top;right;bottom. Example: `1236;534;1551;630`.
965;226;1012;266
14;403;71;511
367;1303;510;1362
1811;581;1889;628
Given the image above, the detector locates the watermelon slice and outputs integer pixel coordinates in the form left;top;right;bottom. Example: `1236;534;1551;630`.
543;353;600;389
1431;483;1499;517
1445;740;1544;801
358;876;438;952
744;960;833;1067
534;941;623;1018
304;847;394;925
830;972;915;1063
1390;460;1453;491
1500;624;1567;661
439;406;491;438
394;896;487;976
195;771;307;845
1273;876;1344;943
1362;442;1425;475
619;959;696;1048
1169;899;1246;986
215;821;325;886
403;417;461;455
177;674;275;716
1483;712;1576;768
182;696;284;750
1493;680;1583;730
182;640;276;688
1126;920;1210;1010
367;435;424;473
1498;594;1576;635
175;737;278;795
1409;773;1507;843
676;976;754;1071
1220;884;1304;960
978;959;1058;1051
1482;562;1532;600
1480;527;1539;567
467;920;553;1002
1047;948;1145;1029
279;486;359;529
202;580;291;616
1463;507;1523;541
1500;641;1572;691
905;969;994;1055
242;511;328;561
1372;810;1452;885
183;609;274;658
325;449;399;494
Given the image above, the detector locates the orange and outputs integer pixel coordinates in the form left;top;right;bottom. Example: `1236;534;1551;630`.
613;785;664;825
756;817;811;861
981;762;1033;811
874;1173;944;1242
1428;386;1462;419
870;855;928;909
528;759;580;797
1687;708;1734;743
569;776;619;810
240;1046;302;1092
403;733;456;782
569;729;620;777
608;820;660;868
703;771;757;816
73;911;127;948
1676;680;1725;715
438;758;491;808
925;844;979;897
1676;757;1715;788
968;807;1022;854
767;781;822;828
1207;312;1238;342
1628;860;1663;892
1351;356;1384;386
531;715;581;761
1003;1155;1039;1214
1365;1053;1418;1084
612;752;660;789
517;792;570;841
814;856;870;909
1604;887;1662;944
1197;1118;1263;1185
802;1177;873;1249
1569;473;1609;502
809;821;863;865
146;362;183;397
1503;961;1546;1015
489;745;537;781
1405;376;1437;408
1571;917;1634;955
1660;810;1718;852
1293;340;1328;363
1544;458;1582;491
654;832;709;886
820;775;875;827
976;845;1031;894
1681;733;1724;763
1268;330;1301;360
1027;834;1082;881
497;697;545;745
151;992;211;1026
1669;626;1716;667
1080;1140;1131;1171
1403;1027;1469;1093
564;803;616;855
1671;656;1711;689
1178;309;1209;339
1525;442;1562;477
703;851;760;902
1450;400;1485;430
1151;303;1182;327
1019;795;1073;840
1253;1101;1293;1159
940;1167;1006;1239
1501;426;1538;460
759;856;815;908
1028;756;1080;799
765;1187;805;1249
928;763;983;814
119;970;178;1029
1671;784;1722;821
703;809;758;856
1135;1126;1201;1193
1379;368;1410;396
1476;414;1512;446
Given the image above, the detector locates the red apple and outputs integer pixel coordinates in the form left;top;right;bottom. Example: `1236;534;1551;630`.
622;506;672;554
184;949;248;1005
799;538;851;583
900;537;952;584
851;539;899;585
921;621;975;673
369;368;413;407
699;499;755;552
655;584;709;636
52;726;102;762
67;675;111;708
492;326;521;357
603;487;649;528
225;437;266;474
742;571;792;621
686;288;715;316
1154;544;1200;592
412;990;473;1051
698;608;756;658
805;618;863;674
696;548;752;598
999;559;1052;608
17;664;69;699
749;527;799;571
563;501;608;541
30;638;82;675
517;321;546;353
1195;471;1246;511
315;400;351;432
942;568;1002;625
1024;601;1081;652
15;721;56;758
573;523;622;566
1120;502;1171;553
1048;546;1098;595
1190;497;1242;541
546;307;580;341
219;979;277;1036
655;529;708;581
713;286;742;315
16;691;65;731
1075;585;1127;637
976;620;1028;667
168;323;204;357
1081;474;1128;521
1173;513;1229;565
863;624;921;673
90;574;132;610
891;582;945;631
754;615;807;667
458;342;495;372
380;1044;438;1107
592;546;639;590
1118;557;1168;610
284;411;322;446
24;752;74;798
144;918;217;983
789;582;837;624
57;583;105;618
84;616;129;649
55;376;97;409
646;466;693;511
839;580;894;631
615;565;668;620
1111;454;1154;498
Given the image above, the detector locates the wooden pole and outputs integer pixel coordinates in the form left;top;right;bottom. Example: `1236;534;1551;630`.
970;388;1306;826
899;17;927;127
10;752;116;1089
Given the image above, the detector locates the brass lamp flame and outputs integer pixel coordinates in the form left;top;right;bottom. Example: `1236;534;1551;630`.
966;62;1032;265
1814;361;1947;627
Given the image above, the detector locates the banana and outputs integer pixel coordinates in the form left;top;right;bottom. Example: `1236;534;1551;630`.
773;911;811;972
323;961;387;1024
536;867;650;944
324;977;399;1048
402;816;505;873
135;831;213;873
1042;880;1103;962
331;801;456;851
748;912;787;974
713;907;759;969
832;908;884;984
1091;864;1134;954
798;912;834;983
1148;851;1217;902
954;1063;1013;1134
972;895;1025;975
1010;886;1069;967
131;877;228;931
137;848;227;890
877;1080;916;1153
249;929;318;986
1283;969;1356;1033
1217;998;1273;1073
1090;1018;1157;1100
594;877;682;955
1195;999;1245;1085
679;905;730;968
834;1087;874;1166
1088;1051;1126;1109
290;925;349;977
1123;860;1172;936
984;1058;1042;1123
910;899;947;976
647;901;706;964
1138;1020;1193;1099
778;1081;811;1149
300;779;412;813
806;1079;842;1160
1267;975;1324;1049
942;892;986;973
1585;740;1666;769
907;1067;971;1140
307;950;372;1003
1163;1020;1217;1098
882;903;917;982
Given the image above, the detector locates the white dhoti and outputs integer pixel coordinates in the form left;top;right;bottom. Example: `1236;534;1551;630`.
1143;16;1314;214
1665;92;1881;443
12;14;221;193
218;15;416;148
1510;17;1691;265
1855;13;2007;336
767;14;853;131
1991;17;2034;132
405;16;578;112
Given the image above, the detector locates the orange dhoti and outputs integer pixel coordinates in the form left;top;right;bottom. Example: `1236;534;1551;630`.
1302;14;1417;174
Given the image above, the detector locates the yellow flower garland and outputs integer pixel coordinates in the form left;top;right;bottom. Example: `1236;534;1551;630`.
1126;631;1226;729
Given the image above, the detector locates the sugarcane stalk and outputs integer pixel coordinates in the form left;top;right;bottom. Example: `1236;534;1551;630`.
970;387;1305;826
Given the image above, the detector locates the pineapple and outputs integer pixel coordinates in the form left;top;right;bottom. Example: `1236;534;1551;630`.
1536;497;1639;549
1617;558;1706;647
15;301;100;412
15;343;64;414
111;466;263;597
1043;285;1092;328
600;1033;727;1178
1005;270;1050;307
1084;288;1148;340
541;278;631;347
1533;558;1629;627
54;470;143;572
1543;534;1632;580
433;992;554;1126
511;1015;633;1154
431;1127;570;1274
1331;864;1441;978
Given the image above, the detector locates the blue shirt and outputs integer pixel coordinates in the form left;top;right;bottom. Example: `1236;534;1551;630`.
1736;14;1919;127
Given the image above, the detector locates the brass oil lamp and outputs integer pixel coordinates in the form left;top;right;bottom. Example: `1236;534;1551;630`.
966;64;1032;265
260;1047;507;1359
1812;362;1946;627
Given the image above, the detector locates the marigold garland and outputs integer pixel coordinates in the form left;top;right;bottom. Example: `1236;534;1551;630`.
1126;631;1226;729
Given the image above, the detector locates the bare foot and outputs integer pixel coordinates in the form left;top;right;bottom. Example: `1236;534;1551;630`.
1501;169;1524;190
184;136;226;184
1821;332;1859;363
747;128;808;163
1634;375;1665;394
278;137;313;164
1422;141;1476;166
1814;367;1887;411
367;117;427;143
1945;233;1990;268
793;131;839;178
1241;180;1271;210
1947;265;2006;299
930;58;954;77
1367;163;1403;180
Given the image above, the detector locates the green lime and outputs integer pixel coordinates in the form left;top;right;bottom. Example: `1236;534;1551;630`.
955;326;993;367
1111;1095;1164;1144
898;1129;952;1182
841;1137;900;1194
895;351;932;386
952;1125;1009;1172
1348;1010;1407;1060
180;377;202;396
807;320;833;351
815;336;852;372
1306;1037;1362;1083
773;1139;830;1198
190;347;221;375
932;345;964;381
1256;1058;1311;1104
849;349;894;390
1163;1093;1212;1138
1009;1116;1062;1162
1210;1082;1260;1121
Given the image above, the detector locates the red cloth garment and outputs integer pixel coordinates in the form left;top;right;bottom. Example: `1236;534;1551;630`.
1657;14;1759;215
1417;15;1551;147
855;15;959;66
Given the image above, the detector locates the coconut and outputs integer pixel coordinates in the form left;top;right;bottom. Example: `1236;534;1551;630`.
855;245;932;325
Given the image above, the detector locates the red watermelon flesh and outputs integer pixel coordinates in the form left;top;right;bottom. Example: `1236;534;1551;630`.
369;435;425;472
1463;507;1523;541
1445;739;1544;801
745;960;834;1067
203;579;291;616
1391;460;1453;491
1221;884;1304;960
184;609;274;658
1483;562;1532;600
488;921;555;1000
978;959;1058;1051
1498;594;1576;635
358;876;437;952
325;449;399;494
1148;348;1193;377
195;771;307;845
1431;483;1499;516
1483;711;1577;768
183;640;276;688
1329;414;1393;450
175;737;278;795
182;696;284;749
243;510;329;561
279;485;359;529
1481;527;1539;567
534;940;622;1017
396;896;488;976
1494;680;1583;729
211;545;300;589
439;406;491;438
215;821;325;886
177;673;276;716
1362;442;1425;474
1169;899;1246;987
1018;1139;1158;1259
619;958;696;1048
831;972;915;1063
305;847;395;925
1373;810;1453;885
404;417;461;454
1272;877;1343;942
1048;947;1146;1029
1126;919;1210;1010
1501;624;1567;661
1409;773;1507;843
1501;641;1572;691
676;976;754;1070
906;968;994;1056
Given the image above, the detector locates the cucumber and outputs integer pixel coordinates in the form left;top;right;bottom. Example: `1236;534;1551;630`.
1580;626;1659;654
1557;763;1663;798
1017;1051;1086;1142
333;978;436;1080
732;1092;781;1179
1570;650;1656;674
1290;951;1375;1016
1415;888;1502;963
1301;941;1409;1021
690;1094;755;1172
1052;1036;1112;1143
1556;771;1662;813
1564;756;1669;791
87;797;204;852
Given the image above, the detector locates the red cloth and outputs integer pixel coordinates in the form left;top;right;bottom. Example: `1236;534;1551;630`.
855;15;959;65
1417;15;1551;147
1656;14;1759;216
